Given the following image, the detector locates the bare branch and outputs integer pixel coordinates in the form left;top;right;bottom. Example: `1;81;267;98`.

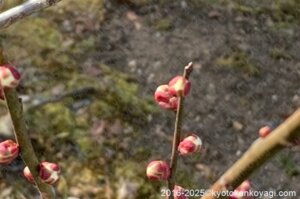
200;108;300;199
0;0;62;29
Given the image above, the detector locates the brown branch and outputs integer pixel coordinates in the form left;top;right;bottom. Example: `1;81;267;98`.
167;62;193;199
200;108;300;199
4;89;56;199
0;0;62;29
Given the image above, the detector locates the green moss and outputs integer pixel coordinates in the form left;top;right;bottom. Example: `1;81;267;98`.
154;19;173;31
234;4;256;15
277;152;299;177
215;50;260;76
269;48;292;60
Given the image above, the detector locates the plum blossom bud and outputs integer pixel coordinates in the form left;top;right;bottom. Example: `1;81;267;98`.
0;140;19;164
258;125;272;138
39;161;61;185
23;166;34;183
168;76;191;96
23;162;61;185
178;134;202;155
146;160;170;181
154;85;178;111
172;185;188;199
0;64;21;89
229;180;252;199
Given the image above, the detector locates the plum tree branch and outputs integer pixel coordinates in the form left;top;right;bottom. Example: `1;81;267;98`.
0;49;55;199
167;62;193;199
200;108;300;199
4;89;56;199
0;0;62;29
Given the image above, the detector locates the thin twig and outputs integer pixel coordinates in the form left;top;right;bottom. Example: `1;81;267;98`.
4;89;56;199
200;108;300;199
0;0;62;29
167;62;193;199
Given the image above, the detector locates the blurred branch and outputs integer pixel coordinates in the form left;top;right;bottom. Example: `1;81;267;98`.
200;108;300;199
4;89;56;199
0;0;62;29
27;87;97;111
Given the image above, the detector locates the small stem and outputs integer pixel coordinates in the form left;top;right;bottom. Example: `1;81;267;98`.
167;62;193;199
200;108;300;199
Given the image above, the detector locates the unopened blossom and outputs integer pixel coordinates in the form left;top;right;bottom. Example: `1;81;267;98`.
146;160;170;181
178;134;202;155
258;125;272;138
23;161;61;185
168;76;191;96
0;140;19;164
229;180;252;199
0;64;21;89
154;84;178;111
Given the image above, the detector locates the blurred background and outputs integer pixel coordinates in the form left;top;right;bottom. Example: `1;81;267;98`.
0;0;299;198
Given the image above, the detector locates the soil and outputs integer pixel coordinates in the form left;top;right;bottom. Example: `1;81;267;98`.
94;1;300;198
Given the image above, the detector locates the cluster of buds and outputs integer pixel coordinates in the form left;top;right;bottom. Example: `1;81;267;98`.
154;76;191;111
229;180;252;199
0;140;19;164
0;64;21;99
148;67;201;199
23;161;61;185
0;64;61;190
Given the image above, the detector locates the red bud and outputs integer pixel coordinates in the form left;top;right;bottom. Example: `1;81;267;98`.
173;185;188;199
0;140;19;164
23;166;35;183
229;180;252;199
23;161;61;185
146;160;170;181
168;76;191;96
39;161;61;185
178;134;202;155
0;64;21;89
154;85;178;111
258;126;272;138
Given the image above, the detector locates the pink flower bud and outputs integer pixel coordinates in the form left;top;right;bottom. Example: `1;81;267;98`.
229;180;252;199
39;161;61;185
168;76;191;96
154;85;178;111
146;160;170;181
0;64;21;89
258;126;272;138
23;162;61;185
0;140;19;164
23;166;35;183
178;134;202;155
173;185;188;199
